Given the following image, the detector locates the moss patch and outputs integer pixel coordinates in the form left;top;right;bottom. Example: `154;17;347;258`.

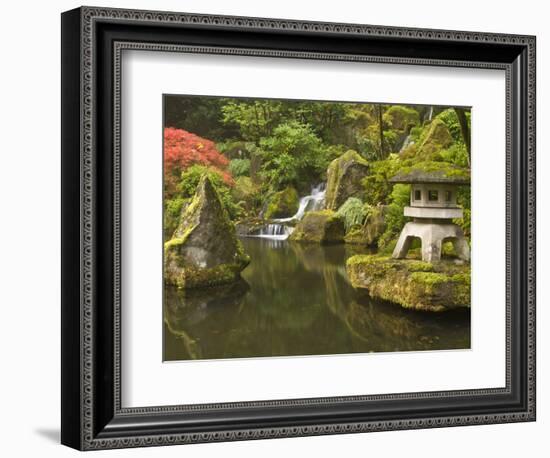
407;260;434;272
346;254;470;312
164;237;186;251
390;160;470;184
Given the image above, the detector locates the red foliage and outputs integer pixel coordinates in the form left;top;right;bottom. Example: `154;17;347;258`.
164;127;232;184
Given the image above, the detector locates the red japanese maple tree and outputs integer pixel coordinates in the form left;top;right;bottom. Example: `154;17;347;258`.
163;127;232;196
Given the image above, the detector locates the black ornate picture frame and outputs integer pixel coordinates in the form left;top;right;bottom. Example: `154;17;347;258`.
61;6;536;450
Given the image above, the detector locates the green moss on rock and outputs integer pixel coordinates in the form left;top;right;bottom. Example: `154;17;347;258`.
383;105;420;132
164;237;186;250
407;260;434;272
263;186;299;219
289;210;345;244
419;118;453;157
390;160;470;184
402;118;453;160
164;175;250;289
325;150;370;210
346;254;470;312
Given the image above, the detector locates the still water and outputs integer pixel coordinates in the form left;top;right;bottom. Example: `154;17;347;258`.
164;238;470;361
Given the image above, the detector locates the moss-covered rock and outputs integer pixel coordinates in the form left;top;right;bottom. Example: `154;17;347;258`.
390;160;470;184
263;186;299;219
289;210;345;244
344;205;387;246
381;106;422;153
402;118;453;160
418;118;453;157
383;105;420;132
346;254;470;312
325;150;370;210
164;175;250;289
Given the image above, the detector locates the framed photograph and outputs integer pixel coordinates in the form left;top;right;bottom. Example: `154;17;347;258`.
61;6;536;450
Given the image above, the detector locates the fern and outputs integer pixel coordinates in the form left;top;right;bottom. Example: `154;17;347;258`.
337;197;368;231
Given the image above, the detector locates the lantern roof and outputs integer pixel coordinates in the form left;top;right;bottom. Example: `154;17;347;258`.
390;161;470;185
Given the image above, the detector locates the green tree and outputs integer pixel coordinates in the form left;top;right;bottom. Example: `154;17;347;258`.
164;96;238;141
221;100;285;142
258;121;329;191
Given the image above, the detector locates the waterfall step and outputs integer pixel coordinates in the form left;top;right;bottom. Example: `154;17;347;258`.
243;183;326;240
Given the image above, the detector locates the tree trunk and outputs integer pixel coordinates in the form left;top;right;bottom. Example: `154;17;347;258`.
454;108;471;166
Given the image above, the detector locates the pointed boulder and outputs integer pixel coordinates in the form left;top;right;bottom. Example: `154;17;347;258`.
325;150;370;210
164;175;250;288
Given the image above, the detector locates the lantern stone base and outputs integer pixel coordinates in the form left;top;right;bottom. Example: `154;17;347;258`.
392;221;470;262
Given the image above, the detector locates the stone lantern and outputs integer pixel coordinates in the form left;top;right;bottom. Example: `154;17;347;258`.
389;165;470;262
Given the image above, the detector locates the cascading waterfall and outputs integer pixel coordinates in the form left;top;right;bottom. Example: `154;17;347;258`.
275;183;326;223
427;106;434;121
255;223;294;240
252;183;326;240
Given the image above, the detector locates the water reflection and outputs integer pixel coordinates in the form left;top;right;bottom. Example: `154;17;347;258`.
164;238;470;361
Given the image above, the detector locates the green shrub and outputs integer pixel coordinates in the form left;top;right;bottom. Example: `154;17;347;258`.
436;109;464;143
455;186;471;237
382;130;399;153
232;176;256;200
337;197;368;232
377;183;411;249
362;155;401;206
439;143;469;168
228;158;251;177
259;121;329;191
355;134;380;162
409;126;423;142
